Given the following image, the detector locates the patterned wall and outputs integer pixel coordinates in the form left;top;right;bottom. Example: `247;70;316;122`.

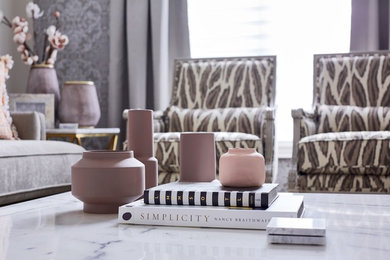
34;0;110;128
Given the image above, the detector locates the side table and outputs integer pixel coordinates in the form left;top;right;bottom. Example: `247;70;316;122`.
46;128;120;150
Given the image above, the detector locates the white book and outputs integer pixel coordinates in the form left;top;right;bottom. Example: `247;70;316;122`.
144;180;279;208
118;194;304;230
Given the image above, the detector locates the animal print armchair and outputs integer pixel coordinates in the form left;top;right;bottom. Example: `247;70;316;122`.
125;56;277;184
289;51;390;192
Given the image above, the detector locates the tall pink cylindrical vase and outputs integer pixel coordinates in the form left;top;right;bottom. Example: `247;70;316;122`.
71;150;145;214
127;109;158;189
179;132;216;182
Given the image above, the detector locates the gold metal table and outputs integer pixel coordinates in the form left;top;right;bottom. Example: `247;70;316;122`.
46;128;120;150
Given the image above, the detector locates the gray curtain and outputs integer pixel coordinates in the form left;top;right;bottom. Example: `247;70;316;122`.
350;0;389;51
109;0;191;144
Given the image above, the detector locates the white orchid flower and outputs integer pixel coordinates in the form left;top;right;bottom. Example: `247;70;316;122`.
26;2;44;19
12;16;28;28
49;31;69;50
46;25;56;36
13;33;26;44
25;57;34;65
0;9;4;22
17;45;25;52
13;25;28;34
12;16;21;24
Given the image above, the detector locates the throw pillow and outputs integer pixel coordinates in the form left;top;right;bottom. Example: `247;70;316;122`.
166;105;266;136
0;55;18;139
317;105;390;133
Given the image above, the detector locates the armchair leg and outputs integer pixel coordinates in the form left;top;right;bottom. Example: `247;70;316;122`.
288;169;298;192
265;169;273;183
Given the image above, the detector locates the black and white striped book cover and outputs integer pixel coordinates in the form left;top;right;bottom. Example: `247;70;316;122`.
144;180;278;208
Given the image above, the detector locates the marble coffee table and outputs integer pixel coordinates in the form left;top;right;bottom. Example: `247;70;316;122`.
0;192;389;259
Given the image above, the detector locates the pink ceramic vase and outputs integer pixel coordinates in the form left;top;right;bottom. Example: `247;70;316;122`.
179;132;216;182
26;64;60;110
127;109;158;189
58;81;101;127
71;150;145;214
219;148;265;187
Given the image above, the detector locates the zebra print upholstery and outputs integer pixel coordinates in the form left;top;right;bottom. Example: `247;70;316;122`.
290;51;390;192
124;56;277;184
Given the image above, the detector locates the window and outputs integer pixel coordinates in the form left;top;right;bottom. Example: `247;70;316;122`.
188;0;351;155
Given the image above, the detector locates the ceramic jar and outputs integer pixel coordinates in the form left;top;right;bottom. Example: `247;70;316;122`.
179;132;216;182
71;150;145;214
219;148;265;187
58;81;101;127
26;64;60;110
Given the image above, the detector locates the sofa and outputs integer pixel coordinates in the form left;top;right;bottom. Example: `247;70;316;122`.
0;111;85;205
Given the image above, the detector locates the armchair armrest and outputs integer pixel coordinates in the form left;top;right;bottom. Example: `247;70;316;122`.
152;110;167;132
291;108;317;142
289;108;317;190
122;109;167;133
11;111;46;140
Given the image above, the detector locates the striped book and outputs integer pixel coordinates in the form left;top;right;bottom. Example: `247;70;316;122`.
144;180;279;208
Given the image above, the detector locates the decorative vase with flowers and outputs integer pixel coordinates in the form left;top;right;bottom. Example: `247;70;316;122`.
0;2;69;111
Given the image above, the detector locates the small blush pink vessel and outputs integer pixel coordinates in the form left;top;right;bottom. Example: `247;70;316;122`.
219;148;265;187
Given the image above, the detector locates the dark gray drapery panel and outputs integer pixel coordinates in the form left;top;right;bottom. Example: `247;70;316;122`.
350;0;390;51
108;0;191;144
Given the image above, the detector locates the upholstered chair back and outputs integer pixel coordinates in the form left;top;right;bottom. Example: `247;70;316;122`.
166;56;276;136
314;52;390;107
313;52;390;134
171;56;276;109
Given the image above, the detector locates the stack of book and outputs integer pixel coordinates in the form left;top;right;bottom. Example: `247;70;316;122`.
118;180;304;230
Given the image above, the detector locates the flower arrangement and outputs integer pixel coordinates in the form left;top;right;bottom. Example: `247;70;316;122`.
0;2;69;66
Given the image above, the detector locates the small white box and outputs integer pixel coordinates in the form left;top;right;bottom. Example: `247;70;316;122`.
267;217;326;245
267;217;326;236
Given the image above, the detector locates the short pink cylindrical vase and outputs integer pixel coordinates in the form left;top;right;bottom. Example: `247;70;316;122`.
71;150;145;214
219;148;265;187
179;132;216;182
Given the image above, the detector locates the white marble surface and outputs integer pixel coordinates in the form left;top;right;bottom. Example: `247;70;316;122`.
46;128;120;134
0;192;390;259
267;217;326;236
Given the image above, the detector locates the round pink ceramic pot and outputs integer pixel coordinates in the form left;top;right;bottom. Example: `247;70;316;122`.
71;150;145;214
219;148;265;187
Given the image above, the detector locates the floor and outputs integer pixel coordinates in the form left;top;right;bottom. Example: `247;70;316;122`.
275;158;292;192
